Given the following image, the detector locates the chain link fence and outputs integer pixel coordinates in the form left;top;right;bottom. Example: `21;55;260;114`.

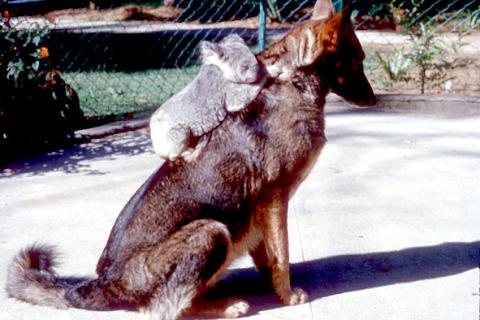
1;0;479;120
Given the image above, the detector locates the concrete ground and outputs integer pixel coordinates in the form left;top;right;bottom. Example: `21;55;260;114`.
0;109;479;320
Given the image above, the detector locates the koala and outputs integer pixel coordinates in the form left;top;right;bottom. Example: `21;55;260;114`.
150;34;266;161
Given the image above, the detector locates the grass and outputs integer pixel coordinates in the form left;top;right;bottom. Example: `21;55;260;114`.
63;67;199;117
62;37;479;120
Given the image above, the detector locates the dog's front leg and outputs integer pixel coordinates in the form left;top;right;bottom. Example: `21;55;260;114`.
251;189;309;305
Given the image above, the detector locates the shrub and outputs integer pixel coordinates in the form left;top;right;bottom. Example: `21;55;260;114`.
0;15;84;162
374;1;461;94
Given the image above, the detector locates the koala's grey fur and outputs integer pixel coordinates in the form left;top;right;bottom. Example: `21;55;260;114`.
150;34;266;161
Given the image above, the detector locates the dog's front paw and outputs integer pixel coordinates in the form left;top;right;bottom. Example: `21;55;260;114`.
224;300;250;318
285;287;309;305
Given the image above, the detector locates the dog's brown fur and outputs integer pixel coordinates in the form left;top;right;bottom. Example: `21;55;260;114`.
6;1;376;319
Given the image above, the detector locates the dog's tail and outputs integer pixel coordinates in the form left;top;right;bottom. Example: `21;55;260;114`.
6;244;115;311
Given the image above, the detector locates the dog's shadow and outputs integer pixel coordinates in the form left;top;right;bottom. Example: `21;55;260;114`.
206;241;479;315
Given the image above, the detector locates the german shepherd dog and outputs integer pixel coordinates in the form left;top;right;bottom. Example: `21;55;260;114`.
6;0;376;318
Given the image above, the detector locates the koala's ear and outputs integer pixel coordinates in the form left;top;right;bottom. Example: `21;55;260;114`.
200;41;224;60
221;33;245;44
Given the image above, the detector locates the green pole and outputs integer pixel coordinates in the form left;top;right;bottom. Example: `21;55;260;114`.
258;0;267;52
334;0;343;11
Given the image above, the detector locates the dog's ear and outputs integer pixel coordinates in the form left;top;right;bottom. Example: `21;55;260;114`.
325;4;353;29
322;4;353;49
311;0;335;21
338;4;353;29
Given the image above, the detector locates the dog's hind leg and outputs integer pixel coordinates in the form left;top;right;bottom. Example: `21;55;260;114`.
132;219;233;320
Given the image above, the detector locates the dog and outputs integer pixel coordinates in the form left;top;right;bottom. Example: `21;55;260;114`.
6;0;376;319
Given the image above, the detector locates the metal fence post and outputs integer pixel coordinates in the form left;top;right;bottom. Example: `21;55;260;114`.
258;0;267;52
334;0;343;11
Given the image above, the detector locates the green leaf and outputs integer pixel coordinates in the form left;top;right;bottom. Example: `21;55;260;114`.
32;60;39;71
33;36;41;46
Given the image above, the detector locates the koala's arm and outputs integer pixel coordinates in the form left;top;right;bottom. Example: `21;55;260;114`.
224;79;265;113
150;109;191;161
150;65;232;160
184;65;229;136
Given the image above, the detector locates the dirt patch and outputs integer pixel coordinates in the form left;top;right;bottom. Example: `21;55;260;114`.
42;4;291;29
44;5;183;23
361;31;480;96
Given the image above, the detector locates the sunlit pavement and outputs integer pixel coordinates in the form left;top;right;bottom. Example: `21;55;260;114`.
1;110;479;320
